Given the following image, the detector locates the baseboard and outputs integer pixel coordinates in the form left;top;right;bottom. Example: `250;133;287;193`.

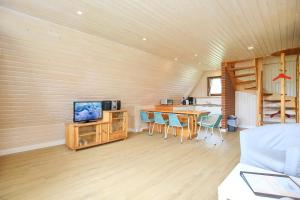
128;128;137;132
238;125;256;129
128;127;146;133
0;139;65;156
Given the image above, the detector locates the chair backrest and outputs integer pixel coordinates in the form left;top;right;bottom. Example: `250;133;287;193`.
140;111;151;123
203;114;222;128
168;113;182;127
154;112;166;124
211;114;222;128
198;114;209;122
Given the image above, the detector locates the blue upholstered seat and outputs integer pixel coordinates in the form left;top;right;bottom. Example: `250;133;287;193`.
151;112;168;136
140;111;154;135
167;113;190;143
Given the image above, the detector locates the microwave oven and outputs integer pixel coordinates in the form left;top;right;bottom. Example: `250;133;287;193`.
160;99;173;105
102;100;121;110
111;100;121;110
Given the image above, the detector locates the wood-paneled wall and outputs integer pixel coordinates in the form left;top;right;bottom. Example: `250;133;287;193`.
0;8;202;153
235;91;257;128
263;56;297;96
190;70;221;97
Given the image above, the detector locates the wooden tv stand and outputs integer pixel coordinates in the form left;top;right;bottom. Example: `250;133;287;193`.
65;110;128;150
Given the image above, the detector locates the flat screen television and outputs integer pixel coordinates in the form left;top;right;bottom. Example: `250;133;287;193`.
73;101;102;122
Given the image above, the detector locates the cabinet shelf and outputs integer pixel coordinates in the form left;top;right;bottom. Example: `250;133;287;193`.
79;132;96;137
112;117;123;120
77;142;98;149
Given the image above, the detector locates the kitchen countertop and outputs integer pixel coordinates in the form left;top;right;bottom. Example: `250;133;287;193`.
157;104;221;107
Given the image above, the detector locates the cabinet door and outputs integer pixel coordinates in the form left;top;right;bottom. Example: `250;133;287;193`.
100;123;109;143
111;112;125;133
76;125;97;148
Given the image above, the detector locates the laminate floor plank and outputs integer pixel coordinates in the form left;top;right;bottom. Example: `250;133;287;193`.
0;131;240;200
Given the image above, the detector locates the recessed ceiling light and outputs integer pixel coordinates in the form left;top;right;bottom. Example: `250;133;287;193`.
142;37;147;41
194;54;198;57
247;46;254;50
174;57;178;61
77;11;83;15
198;62;202;64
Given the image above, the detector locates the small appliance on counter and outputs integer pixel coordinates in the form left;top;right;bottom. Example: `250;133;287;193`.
160;98;173;105
102;100;112;110
181;97;189;105
111;100;121;110
187;97;195;105
102;100;121;110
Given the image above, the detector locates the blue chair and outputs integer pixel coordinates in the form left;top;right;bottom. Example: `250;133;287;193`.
197;114;223;145
140;111;154;135
168;113;190;143
152;112;168;136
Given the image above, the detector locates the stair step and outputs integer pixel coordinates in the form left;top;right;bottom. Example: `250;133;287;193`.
264;99;291;102
245;86;257;90
264;106;296;109
263;92;273;96
236;80;256;85
234;73;256;78
232;66;256;71
264;113;296;118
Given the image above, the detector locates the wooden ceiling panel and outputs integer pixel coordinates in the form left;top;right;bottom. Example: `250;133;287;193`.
0;0;299;68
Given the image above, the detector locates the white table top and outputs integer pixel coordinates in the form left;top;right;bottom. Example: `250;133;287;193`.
218;163;300;200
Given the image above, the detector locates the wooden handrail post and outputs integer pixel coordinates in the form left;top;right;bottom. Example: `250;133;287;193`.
256;58;263;126
280;53;286;123
297;55;300;123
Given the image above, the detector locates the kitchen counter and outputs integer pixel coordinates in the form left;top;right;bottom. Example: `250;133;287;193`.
196;104;221;107
155;104;222;114
156;103;222;107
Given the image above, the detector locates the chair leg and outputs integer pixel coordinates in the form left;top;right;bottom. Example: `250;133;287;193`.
212;128;217;145
151;123;156;135
204;127;208;139
180;127;183;143
197;124;201;134
160;125;162;133
213;128;224;146
148;123;151;135
196;125;203;141
219;127;224;142
165;126;169;139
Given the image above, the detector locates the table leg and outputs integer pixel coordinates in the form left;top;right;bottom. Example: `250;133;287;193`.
187;115;190;134
194;114;198;135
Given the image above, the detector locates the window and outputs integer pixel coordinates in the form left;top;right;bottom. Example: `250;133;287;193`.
207;76;221;96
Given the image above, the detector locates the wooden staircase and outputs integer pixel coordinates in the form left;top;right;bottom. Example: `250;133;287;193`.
226;59;258;93
225;55;299;126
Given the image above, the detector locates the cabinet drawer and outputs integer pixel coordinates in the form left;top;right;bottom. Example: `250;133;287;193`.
110;132;126;141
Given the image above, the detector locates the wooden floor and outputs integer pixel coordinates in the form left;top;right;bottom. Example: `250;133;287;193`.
0;131;240;200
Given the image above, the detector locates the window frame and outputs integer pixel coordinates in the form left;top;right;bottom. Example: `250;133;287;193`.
207;76;221;96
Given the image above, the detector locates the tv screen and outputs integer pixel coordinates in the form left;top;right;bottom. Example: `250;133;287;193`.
73;101;102;122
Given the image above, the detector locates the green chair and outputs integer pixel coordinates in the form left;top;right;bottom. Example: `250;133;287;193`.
197;114;223;145
167;113;190;143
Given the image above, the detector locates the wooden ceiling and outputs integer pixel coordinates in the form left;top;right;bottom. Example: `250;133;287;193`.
0;0;299;69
